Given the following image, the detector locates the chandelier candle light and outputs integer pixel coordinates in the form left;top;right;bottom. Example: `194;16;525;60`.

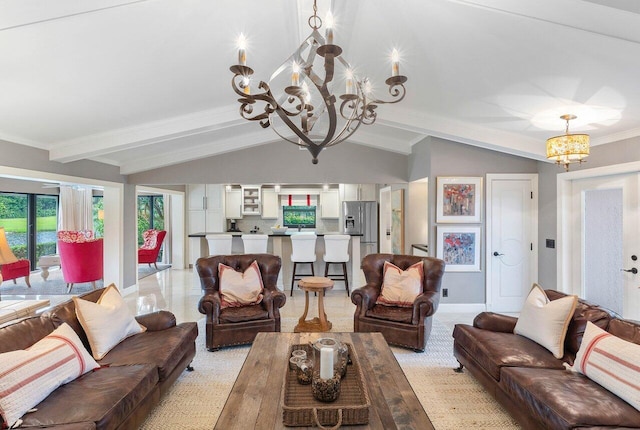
546;114;590;171
230;0;408;164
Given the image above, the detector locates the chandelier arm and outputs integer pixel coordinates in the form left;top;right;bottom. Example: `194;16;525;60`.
272;106;317;147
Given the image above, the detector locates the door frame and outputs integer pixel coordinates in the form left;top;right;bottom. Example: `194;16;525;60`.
558;160;640;295
485;173;539;311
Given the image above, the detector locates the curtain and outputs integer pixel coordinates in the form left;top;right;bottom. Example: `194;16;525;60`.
58;186;94;232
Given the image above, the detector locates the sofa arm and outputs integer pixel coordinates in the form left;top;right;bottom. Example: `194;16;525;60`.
412;290;440;325
135;310;176;331
198;292;221;324
473;312;517;332
261;289;286;318
351;284;379;316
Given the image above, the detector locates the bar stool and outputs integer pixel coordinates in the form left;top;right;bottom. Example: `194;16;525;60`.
241;234;268;253
323;234;351;296
206;234;232;256
290;233;317;296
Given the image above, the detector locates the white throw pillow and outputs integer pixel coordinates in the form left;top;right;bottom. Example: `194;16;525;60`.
572;322;640;411
219;260;264;308
376;261;424;307
0;323;99;427
514;284;577;359
74;284;146;360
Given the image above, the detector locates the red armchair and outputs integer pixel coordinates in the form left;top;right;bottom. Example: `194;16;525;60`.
57;233;104;294
0;226;31;288
0;260;31;288
138;230;167;269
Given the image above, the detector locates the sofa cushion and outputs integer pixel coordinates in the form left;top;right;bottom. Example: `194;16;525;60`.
98;322;198;383
546;289;615;357
366;305;413;324
74;285;146;360
514;284;577;358
572;321;640;411
608;318;640;344
0;323;99;427
453;324;565;381
219;305;269;323
219;260;264;308
17;364;158;430
376;261;423;307
501;367;640;429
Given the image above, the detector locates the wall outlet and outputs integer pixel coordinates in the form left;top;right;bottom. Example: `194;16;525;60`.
442;288;448;298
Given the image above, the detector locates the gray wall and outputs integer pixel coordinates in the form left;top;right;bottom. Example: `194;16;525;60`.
128;140;409;185
409;136;539;304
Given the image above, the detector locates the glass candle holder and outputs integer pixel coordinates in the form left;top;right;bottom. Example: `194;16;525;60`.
289;355;303;370
291;349;307;360
296;358;314;385
312;370;341;402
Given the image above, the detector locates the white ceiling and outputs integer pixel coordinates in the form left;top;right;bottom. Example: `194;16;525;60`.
1;0;639;175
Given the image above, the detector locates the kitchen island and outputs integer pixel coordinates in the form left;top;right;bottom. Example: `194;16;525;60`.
188;231;364;290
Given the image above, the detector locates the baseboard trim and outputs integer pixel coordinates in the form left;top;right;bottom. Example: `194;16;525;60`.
438;303;486;313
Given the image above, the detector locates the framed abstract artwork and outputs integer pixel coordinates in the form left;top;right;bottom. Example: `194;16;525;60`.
436;177;482;223
436;226;481;272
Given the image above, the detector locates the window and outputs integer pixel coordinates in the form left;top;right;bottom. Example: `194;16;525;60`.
138;195;164;259
0;192;58;269
282;206;316;228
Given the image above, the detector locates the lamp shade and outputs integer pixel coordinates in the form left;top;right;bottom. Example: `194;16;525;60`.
546;133;590;168
0;227;19;265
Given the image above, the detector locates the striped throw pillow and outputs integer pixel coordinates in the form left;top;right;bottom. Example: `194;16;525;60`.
0;323;99;427
572;321;640;411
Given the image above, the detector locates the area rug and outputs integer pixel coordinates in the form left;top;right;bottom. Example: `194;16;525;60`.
140;316;521;430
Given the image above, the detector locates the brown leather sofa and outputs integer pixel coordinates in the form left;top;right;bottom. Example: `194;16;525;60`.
351;254;445;352
0;288;198;429
453;290;640;429
197;254;286;351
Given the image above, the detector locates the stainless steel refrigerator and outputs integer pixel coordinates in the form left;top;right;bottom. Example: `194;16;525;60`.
343;201;378;256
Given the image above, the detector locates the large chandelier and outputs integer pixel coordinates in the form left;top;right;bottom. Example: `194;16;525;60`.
546;114;590;171
230;0;408;164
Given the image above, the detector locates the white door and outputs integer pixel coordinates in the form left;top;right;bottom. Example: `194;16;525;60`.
487;174;538;312
379;186;392;253
570;173;640;318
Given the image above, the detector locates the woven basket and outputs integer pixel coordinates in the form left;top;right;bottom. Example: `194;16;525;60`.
282;343;370;428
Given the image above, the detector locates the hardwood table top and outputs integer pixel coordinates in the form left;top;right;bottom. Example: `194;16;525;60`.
214;332;434;430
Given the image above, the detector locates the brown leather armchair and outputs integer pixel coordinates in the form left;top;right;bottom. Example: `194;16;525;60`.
351;254;445;352
196;254;286;351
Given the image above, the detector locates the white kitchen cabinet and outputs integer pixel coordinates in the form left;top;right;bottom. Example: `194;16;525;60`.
225;188;242;219
261;188;279;219
242;185;261;215
320;189;340;218
340;184;377;201
187;184;226;264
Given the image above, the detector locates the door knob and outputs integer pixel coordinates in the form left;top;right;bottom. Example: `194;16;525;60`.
493;251;504;257
621;268;638;274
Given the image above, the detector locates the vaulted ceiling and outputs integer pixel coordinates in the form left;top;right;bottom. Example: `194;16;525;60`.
1;0;639;175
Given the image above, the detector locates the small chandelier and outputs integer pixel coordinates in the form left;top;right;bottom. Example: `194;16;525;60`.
546;114;590;171
230;0;408;164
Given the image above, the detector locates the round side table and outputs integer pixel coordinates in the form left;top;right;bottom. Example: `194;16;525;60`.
294;276;334;333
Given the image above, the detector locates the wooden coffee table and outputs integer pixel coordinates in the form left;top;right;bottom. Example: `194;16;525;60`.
214;332;434;429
